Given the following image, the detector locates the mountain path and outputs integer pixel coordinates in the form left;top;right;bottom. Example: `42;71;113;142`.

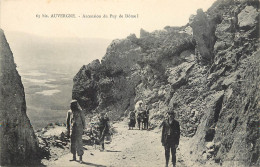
48;121;187;167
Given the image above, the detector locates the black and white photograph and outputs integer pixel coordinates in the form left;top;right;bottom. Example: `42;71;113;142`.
0;0;259;166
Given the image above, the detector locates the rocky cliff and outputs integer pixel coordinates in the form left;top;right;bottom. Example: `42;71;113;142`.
0;29;41;165
73;0;259;166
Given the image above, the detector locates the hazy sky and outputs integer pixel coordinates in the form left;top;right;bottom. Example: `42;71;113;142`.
1;0;216;39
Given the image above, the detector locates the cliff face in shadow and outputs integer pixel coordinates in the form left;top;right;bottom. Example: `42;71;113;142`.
0;29;40;166
72;0;259;166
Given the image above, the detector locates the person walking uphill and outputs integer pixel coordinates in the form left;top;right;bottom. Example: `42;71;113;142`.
161;111;180;167
66;100;86;164
98;112;110;151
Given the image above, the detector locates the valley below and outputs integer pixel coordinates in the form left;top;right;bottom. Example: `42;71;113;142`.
4;32;112;129
20;68;73;129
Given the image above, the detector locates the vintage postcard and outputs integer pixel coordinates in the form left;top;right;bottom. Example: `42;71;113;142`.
0;0;259;166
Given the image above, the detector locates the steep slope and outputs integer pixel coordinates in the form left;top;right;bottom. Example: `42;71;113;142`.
0;29;40;165
73;28;194;119
72;0;259;166
185;1;260;166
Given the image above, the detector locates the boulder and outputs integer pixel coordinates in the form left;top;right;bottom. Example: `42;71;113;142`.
238;6;258;29
190;8;221;64
140;28;150;38
206;142;215;149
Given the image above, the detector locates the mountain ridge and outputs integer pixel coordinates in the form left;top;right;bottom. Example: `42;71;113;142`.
72;0;259;166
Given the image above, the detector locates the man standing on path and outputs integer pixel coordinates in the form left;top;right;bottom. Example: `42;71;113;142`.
136;101;144;130
161;111;180;167
143;105;150;130
66;100;86;164
98;112;110;151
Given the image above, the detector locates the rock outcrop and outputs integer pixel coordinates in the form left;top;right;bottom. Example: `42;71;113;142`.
73;0;259;166
0;29;41;165
73;27;194;119
190;8;221;64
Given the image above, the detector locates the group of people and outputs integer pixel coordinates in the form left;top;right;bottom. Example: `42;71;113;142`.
66;99;180;167
66;100;110;164
128;101;150;130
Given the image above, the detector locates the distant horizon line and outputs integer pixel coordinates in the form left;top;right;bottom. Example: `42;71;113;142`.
4;30;115;40
3;23;185;41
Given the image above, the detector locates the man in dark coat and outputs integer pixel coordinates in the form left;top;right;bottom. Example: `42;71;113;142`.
143;106;149;130
98;112;109;151
161;111;180;167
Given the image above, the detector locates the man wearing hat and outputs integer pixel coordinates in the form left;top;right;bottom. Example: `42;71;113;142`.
66;100;86;163
161;110;180;167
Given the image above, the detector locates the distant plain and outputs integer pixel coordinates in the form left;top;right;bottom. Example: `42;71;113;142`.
6;31;111;129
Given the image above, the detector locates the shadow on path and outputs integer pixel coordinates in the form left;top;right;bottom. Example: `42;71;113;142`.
106;150;121;152
80;161;107;167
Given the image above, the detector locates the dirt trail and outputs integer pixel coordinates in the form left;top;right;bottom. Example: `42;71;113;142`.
48;121;186;167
